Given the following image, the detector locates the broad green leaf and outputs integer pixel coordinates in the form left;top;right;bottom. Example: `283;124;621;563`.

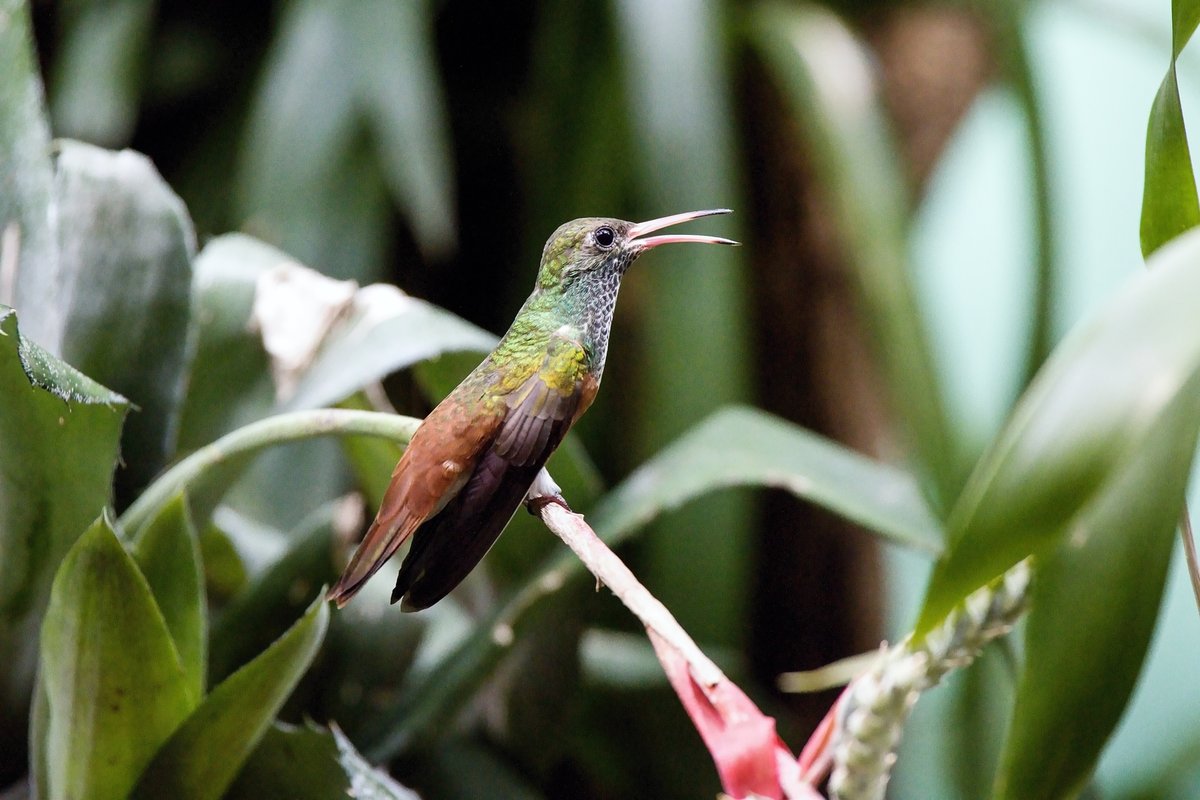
176;234;347;529
131;595;330;800
225;722;421;800
53;140;196;502
237;0;454;273
0;308;127;757
591;406;942;554
916;228;1200;635
49;0;154;146
1140;0;1200;257
40;519;194;800
748;1;960;510
994;375;1200;799
208;501;340;683
614;0;753;646
260;264;494;412
132;492;207;698
176;234;280;451
1;0;59;350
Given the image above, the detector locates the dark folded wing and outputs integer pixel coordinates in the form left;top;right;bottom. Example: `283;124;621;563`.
393;338;598;610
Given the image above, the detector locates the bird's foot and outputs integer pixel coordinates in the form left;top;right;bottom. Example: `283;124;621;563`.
526;468;572;515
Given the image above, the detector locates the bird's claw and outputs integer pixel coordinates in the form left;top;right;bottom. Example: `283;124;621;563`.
526;468;571;515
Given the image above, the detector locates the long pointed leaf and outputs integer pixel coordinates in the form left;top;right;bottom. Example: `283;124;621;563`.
1140;0;1200;256
132;492;207;698
131;595;329;800
995;373;1200;799
354;0;456;257
591;406;942;554
40;519;194;800
916;228;1200;635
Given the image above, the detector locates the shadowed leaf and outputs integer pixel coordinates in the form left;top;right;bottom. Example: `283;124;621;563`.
52;140;195;503
132;492;207;698
0;308;127;759
40;518;194;800
131;595;329;800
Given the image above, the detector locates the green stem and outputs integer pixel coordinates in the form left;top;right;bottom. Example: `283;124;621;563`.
119;409;420;536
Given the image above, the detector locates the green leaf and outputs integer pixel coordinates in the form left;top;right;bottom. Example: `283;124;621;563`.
51;140;196;502
748;1;960;510
224;722;347;800
131;492;207;699
176;234;281;452
1140;0;1200;257
277;279;495;413
994;375;1200;799
236;0;454;273
0;0;58;349
175;234;347;530
353;0;456;258
614;0;753;646
330;726;421;800
0;308;128;752
225;722;420;800
591;405;942;555
198;520;251;605
131;595;330;800
39;518;194;800
208;501;339;683
915;228;1200;635
1141;68;1200;257
416;740;544;800
49;0;154;146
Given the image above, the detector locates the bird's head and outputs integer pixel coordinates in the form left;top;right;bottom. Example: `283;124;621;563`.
535;209;737;293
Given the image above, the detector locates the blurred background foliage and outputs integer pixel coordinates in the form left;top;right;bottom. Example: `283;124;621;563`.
4;0;1200;797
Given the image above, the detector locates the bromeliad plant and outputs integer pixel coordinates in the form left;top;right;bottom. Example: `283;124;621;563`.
5;1;1200;799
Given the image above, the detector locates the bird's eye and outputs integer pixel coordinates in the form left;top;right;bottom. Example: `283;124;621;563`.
594;226;616;249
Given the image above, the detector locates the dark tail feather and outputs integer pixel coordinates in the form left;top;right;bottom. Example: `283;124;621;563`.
393;452;539;611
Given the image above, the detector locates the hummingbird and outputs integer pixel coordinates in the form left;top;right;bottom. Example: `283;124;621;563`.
327;209;737;611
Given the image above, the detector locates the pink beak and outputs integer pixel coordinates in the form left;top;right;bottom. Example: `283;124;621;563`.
628;208;739;251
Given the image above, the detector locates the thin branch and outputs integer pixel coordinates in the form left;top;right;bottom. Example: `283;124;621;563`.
1179;502;1200;615
531;497;724;688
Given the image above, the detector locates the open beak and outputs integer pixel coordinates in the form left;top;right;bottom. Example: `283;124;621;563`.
628;208;739;251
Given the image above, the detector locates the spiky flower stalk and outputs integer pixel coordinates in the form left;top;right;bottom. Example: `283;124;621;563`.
828;562;1033;800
